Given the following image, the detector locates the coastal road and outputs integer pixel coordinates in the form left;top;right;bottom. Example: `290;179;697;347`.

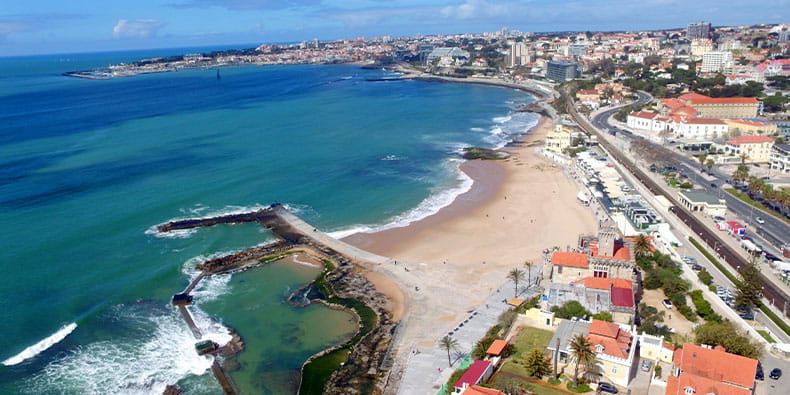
565;89;790;325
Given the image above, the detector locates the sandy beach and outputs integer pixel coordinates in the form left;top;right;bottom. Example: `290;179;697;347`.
343;116;598;351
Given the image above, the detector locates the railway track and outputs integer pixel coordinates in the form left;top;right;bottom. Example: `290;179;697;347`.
562;89;790;321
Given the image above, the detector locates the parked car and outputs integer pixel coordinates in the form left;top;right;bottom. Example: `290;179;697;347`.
662;299;673;309
770;368;782;380
738;310;755;320
692;264;705;271
755;217;765;224
641;360;652;372
598;382;618;393
714;216;726;222
756;362;764;380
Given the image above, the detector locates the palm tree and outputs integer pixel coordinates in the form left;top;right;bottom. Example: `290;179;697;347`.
508;268;526;298
696;153;707;170
439;336;458;367
633;234;651;259
569;334;596;387
739;153;749;165
705;158;715;172
523;260;534;288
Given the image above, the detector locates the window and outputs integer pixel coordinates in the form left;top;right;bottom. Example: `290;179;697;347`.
557;266;563;274
596;344;604;353
611;366;617;374
684;387;695;395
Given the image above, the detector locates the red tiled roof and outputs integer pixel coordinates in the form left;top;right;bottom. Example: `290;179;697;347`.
661;98;687;110
611;287;635;308
586;320;632;359
728;119;769;127
682;118;726;125
678;92;710;102
577;89;598;95
455;360;491;389
573;277;633;290
727;135;775;145
629;111;658;119
666;372;752;395
462;386;506;395
592;243;631;261
486;340;508;356
691;97;759;104
673;343;758;389
551;252;589;268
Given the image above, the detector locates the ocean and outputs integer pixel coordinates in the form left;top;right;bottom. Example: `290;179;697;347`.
0;47;537;394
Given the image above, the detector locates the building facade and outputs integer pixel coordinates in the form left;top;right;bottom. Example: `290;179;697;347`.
770;143;790;174
545;125;573;154
549;226;635;284
687;22;712;40
677;189;727;217
723;135;775;163
547;60;578;82
700;51;733;73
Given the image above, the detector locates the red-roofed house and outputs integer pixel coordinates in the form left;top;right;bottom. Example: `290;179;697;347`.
546;319;637;387
724;135;775;163
725;119;778;135
549;225;636;284
677;92;759;118
666;343;757;395
453;360;493;394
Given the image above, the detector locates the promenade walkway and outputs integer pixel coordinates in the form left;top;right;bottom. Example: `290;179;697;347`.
395;267;543;395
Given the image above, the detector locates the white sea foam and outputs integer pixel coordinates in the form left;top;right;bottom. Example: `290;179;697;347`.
2;323;78;366
27;309;221;394
469;127;486;132
144;226;197;239
493;115;512;124
328;159;473;238
381;154;402;161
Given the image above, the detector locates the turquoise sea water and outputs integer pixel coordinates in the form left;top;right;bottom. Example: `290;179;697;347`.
0;48;536;393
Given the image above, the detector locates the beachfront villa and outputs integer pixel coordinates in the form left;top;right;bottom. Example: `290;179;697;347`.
547;319;638;388
666;343;758;395
548;225;636;284
545;125;573;154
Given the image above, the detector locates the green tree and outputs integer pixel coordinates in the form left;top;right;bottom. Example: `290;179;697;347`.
551;300;591;319
508;268;526;298
440;336;459;367
569;334;596;387
693;321;763;359
523;260;534;288
735;260;762;310
522;348;553;378
592;311;613;322
705;158;715;172
633;234;652;258
732;164;750;184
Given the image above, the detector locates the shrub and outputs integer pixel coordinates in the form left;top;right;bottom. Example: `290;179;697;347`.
654;364;662;379
690;290;720;322
677;304;698;322
697;270;713;285
551;300;591;319
567;382;592;393
592;311;613;322
708;284;717;292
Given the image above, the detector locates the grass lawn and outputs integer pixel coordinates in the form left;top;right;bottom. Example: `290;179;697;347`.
511;326;554;359
724;188;789;224
757;329;776;343
490;372;575;395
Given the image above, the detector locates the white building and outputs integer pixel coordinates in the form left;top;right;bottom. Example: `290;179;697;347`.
506;42;533;67
770;144;790;174
701;51;733;73
672;117;728;140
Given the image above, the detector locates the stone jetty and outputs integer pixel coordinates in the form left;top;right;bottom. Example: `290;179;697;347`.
157;203;397;394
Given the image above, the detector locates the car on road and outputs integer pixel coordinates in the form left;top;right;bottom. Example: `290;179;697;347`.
770;368;782;380
710;183;717;188
598;382;618;393
738;310;754;320
756;362;764;380
692;264;705;271
662;299;673;309
681;256;697;264
641;360;652;371
755;217;765;224
764;253;781;262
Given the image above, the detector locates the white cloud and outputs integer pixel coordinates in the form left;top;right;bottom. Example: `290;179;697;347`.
112;19;163;39
440;0;524;20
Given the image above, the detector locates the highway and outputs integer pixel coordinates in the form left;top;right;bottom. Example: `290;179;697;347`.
565;89;790;326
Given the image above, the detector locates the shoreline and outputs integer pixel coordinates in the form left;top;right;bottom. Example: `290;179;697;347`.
342;111;597;390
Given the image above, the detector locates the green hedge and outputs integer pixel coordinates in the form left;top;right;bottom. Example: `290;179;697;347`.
688;237;790;336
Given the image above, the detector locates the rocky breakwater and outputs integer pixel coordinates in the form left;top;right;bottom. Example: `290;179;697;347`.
305;264;396;395
195;242;291;273
462;147;510;160
157;208;276;233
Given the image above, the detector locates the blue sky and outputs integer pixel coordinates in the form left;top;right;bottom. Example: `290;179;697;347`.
1;0;786;56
